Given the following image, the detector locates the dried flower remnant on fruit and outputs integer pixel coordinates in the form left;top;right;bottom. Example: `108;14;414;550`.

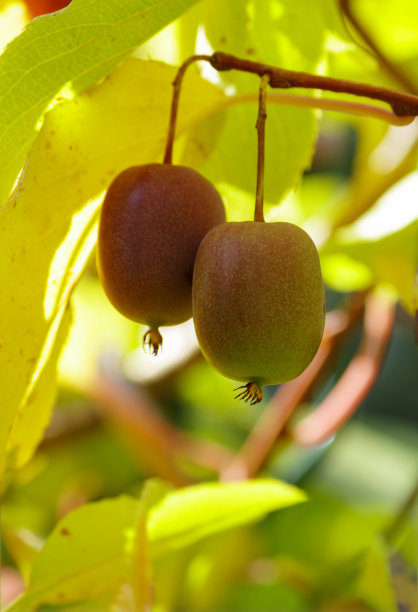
234;382;263;405
143;328;163;356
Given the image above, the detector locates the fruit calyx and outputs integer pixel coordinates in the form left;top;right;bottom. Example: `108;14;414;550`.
143;328;163;356
234;382;263;405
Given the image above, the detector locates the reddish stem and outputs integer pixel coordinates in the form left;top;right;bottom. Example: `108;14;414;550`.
163;54;212;165
292;291;395;446
222;294;366;480
254;74;270;223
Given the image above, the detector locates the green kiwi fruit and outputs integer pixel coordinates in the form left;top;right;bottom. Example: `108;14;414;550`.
192;220;325;402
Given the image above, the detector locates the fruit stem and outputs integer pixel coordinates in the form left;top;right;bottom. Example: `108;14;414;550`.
163;54;212;165
254;74;270;223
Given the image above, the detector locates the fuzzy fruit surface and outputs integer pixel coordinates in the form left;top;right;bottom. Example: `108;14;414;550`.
97;164;225;327
193;221;325;386
24;0;71;18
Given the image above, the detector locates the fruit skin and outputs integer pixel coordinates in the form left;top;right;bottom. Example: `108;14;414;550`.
97;163;225;329
192;221;325;387
24;0;71;18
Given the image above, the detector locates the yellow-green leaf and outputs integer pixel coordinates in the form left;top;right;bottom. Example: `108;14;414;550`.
5;305;72;472
0;0;201;207
5;495;141;612
148;478;307;555
5;479;305;611
0;56;226;477
320;171;418;312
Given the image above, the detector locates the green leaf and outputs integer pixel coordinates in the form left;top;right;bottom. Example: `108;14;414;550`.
185;102;317;213
320;171;418;312
204;0;325;72
185;0;326;207
352;0;418;66
5;305;72;472
148;478;307;555
0;0;200;207
5;479;305;611
111;480;166;612
0;55;225;477
354;537;397;612
5;495;141;612
267;499;378;571
38;598;113;612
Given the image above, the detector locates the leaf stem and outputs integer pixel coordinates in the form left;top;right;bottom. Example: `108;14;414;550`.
163;54;212;165
209;52;418;116
254;74;270;223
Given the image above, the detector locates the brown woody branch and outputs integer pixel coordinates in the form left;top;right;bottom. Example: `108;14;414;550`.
164;52;418;165
221;293;367;481
209;52;418;116
291;290;395;446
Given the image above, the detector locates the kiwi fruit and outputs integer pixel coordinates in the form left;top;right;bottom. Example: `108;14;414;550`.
97;163;225;353
192;220;325;402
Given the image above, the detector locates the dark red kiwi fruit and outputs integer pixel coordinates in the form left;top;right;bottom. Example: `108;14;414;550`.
97;163;225;351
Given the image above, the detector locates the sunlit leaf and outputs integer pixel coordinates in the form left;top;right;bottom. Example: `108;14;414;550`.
111;480;166;612
5;479;305;611
38;597;113;611
148;478;307;555
0;55;226;477
5;495;141;612
0;0;201;207
5;306;72;471
352;0;418;66
185;102;318;212
2;526;43;583
320;171;418;312
179;0;325;207
203;0;325;72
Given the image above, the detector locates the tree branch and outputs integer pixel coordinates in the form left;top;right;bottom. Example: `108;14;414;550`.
291;290;395;446
210;52;418;116
221;293;367;480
